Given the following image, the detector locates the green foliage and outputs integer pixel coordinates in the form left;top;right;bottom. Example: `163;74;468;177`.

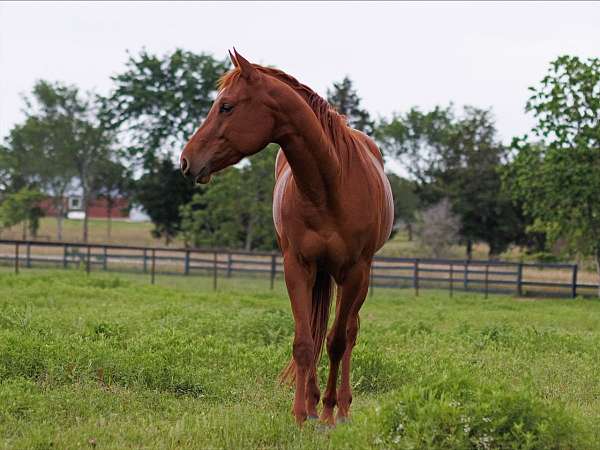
101;49;230;169
506;56;600;287
526;55;600;152
376;105;455;192
386;174;419;239
377;374;585;449
0;188;45;236
327;76;375;136
2;80;116;241
95;159;130;212
378;106;525;257
134;158;195;244
180;145;278;250
1;82;80;195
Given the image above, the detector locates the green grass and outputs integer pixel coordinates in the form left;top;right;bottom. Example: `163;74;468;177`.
1;270;599;449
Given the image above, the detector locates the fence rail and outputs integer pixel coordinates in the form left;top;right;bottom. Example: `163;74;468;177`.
1;239;598;299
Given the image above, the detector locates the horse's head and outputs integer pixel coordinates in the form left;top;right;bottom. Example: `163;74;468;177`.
180;49;275;184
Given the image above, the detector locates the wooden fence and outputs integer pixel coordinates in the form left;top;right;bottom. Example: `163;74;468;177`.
1;239;598;298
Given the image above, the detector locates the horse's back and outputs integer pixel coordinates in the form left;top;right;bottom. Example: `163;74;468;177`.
351;130;385;167
350;131;394;250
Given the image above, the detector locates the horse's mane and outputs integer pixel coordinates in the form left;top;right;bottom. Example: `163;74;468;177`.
218;65;355;150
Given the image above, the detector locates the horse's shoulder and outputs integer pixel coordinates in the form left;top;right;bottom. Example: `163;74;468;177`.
275;147;289;180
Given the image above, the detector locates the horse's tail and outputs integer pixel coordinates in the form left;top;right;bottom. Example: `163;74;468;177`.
279;271;336;385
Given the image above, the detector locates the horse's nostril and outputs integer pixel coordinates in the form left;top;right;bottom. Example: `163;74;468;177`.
181;156;190;176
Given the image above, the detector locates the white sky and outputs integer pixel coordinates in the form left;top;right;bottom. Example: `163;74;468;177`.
1;1;599;151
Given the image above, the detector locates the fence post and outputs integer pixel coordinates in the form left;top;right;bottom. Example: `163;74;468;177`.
63;244;68;269
463;260;469;291
516;262;523;296
14;243;19;275
484;263;489;299
414;258;419;297
571;264;578;298
86;245;91;274
103;246;108;271
143;249;148;273
150;249;156;284
184;250;190;276
26;242;31;268
227;251;232;278
449;263;453;298
213;251;218;291
270;253;276;290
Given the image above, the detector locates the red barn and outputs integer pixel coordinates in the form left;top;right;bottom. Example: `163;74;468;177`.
39;196;130;219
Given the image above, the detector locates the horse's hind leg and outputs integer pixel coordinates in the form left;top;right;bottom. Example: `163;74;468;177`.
337;312;361;422
336;263;369;422
320;263;369;426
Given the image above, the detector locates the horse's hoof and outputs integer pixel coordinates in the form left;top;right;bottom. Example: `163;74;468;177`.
316;422;334;432
307;415;319;421
336;416;350;424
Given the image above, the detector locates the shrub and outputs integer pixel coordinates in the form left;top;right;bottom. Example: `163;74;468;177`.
376;372;588;449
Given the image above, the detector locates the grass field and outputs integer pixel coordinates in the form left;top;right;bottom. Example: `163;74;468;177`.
0;218;174;247
1;270;600;449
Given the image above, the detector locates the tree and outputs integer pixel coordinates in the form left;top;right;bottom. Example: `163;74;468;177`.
327;76;375;136
71;120;114;243
386;173;419;240
1;82;83;240
376;105;455;204
180;145;278;251
377;105;525;258
95;159;130;240
135;158;195;245
238;145;278;251
101;49;230;170
180;168;245;249
0;145;11;193
414;198;461;258
23;80;114;242
506;55;600;294
0;188;45;239
3;81;116;242
448;107;524;258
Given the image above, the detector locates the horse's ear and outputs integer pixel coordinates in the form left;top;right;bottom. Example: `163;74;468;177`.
233;48;259;81
228;49;238;68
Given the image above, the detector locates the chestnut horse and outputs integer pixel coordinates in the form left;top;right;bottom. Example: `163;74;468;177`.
180;50;394;426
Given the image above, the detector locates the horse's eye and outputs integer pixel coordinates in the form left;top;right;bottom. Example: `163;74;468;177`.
219;103;233;114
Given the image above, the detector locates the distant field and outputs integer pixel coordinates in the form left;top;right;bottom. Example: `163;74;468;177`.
0;217;526;259
1;270;599;449
0;217;182;247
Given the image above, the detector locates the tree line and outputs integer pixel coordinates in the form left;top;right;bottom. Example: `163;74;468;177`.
1;50;598;287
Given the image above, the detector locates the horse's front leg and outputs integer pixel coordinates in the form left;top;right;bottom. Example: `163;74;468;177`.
283;255;316;425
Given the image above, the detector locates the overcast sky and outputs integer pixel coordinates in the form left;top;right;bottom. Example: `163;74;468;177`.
1;1;599;148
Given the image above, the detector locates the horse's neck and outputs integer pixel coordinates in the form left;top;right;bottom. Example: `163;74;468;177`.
273;90;341;205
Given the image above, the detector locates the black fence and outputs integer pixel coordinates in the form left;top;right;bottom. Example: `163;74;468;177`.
1;239;598;299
